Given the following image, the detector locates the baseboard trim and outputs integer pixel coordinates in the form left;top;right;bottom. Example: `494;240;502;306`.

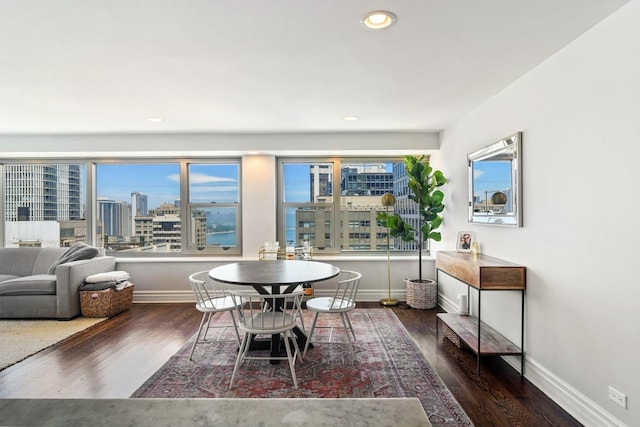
438;294;458;314
132;290;194;303
508;357;627;427
436;295;626;427
132;288;407;304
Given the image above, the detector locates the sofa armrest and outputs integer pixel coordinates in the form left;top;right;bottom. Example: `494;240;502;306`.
54;256;117;319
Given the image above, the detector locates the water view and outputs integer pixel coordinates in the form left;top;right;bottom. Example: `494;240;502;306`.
207;231;236;246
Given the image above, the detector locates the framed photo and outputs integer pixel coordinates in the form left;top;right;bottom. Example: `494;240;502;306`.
456;231;475;252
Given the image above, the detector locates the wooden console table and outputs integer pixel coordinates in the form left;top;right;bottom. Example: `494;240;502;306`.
435;251;526;377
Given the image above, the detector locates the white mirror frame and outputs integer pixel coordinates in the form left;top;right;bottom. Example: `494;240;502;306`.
468;132;522;227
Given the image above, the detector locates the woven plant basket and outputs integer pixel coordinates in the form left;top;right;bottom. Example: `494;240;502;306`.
405;279;436;309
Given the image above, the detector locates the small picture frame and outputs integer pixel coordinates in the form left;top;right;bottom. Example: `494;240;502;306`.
456;231;475;252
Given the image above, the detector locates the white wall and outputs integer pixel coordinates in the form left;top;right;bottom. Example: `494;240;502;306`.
3;3;637;423
241;154;277;257
432;2;640;425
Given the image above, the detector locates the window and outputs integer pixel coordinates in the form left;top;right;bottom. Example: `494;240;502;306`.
96;160;240;255
281;162;334;251
187;163;240;254
278;158;410;254
2;163;87;248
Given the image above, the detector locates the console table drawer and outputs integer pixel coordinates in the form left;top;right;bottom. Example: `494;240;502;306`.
436;251;525;290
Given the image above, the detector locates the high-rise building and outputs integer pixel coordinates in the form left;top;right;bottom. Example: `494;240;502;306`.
3;164;84;247
146;203;182;251
191;208;207;250
392;161;421;251
340;195;389;251
296;164;395;251
131;192;148;216
3;164;82;222
134;216;154;248
97;198;118;238
127;202;206;252
97;198;131;241
131;192;148;233
340;163;393;196
118;201;132;239
309;164;333;203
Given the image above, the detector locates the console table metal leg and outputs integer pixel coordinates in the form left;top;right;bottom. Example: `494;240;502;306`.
521;289;525;379
435;269;439;309
435;269;439;337
477;290;481;378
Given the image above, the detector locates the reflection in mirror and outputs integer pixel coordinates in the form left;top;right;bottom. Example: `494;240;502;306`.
468;132;522;227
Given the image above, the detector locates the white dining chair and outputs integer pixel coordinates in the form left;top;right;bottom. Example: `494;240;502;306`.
228;289;305;389
188;271;244;361
302;270;362;363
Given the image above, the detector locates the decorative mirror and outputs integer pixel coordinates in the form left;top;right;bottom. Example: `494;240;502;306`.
468;132;522;227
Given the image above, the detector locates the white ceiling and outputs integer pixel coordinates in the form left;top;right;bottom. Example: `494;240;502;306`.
0;0;630;135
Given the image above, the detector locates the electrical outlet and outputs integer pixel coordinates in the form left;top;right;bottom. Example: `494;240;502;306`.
608;386;627;409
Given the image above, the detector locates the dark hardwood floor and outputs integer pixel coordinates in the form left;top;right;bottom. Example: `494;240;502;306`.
0;303;581;426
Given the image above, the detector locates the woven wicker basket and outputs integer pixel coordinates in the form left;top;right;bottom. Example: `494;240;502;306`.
405;279;436;309
80;285;134;318
441;320;462;348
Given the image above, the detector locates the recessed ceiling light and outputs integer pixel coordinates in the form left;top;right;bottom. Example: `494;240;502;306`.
343;116;359;121
146;117;163;122
361;11;397;30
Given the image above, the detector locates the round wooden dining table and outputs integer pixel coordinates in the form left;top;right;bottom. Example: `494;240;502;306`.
209;260;340;360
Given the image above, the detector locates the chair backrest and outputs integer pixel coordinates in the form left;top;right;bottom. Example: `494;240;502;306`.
189;270;228;309
329;270;362;310
230;290;304;333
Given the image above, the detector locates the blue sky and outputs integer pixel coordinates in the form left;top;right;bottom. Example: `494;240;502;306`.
283;164;312;202
96;164;238;208
96;161;397;208
472;160;512;196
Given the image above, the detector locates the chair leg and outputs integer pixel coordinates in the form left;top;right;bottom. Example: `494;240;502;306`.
228;310;242;347
344;312;356;341
189;312;208;361
303;312;320;357
282;331;298;389
297;308;306;334
340;312;356;363
291;329;303;363
202;312;214;340
229;332;250;389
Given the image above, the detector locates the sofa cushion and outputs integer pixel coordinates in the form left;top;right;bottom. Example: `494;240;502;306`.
0;275;57;296
32;248;67;275
0;274;20;283
0;248;64;277
47;243;101;274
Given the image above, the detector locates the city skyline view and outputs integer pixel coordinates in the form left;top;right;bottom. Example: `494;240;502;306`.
4;161;405;252
96;163;239;209
97;162;398;209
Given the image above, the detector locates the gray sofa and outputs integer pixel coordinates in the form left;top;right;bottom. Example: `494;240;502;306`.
0;247;116;319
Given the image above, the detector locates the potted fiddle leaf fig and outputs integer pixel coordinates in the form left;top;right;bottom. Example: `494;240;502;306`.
377;155;446;309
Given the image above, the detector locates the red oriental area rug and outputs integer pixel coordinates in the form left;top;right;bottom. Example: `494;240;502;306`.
131;308;473;426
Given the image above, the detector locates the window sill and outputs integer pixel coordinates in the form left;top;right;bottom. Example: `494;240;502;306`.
115;254;435;263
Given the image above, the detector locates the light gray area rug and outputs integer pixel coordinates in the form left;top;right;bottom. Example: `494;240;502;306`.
0;317;106;371
0;397;432;427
